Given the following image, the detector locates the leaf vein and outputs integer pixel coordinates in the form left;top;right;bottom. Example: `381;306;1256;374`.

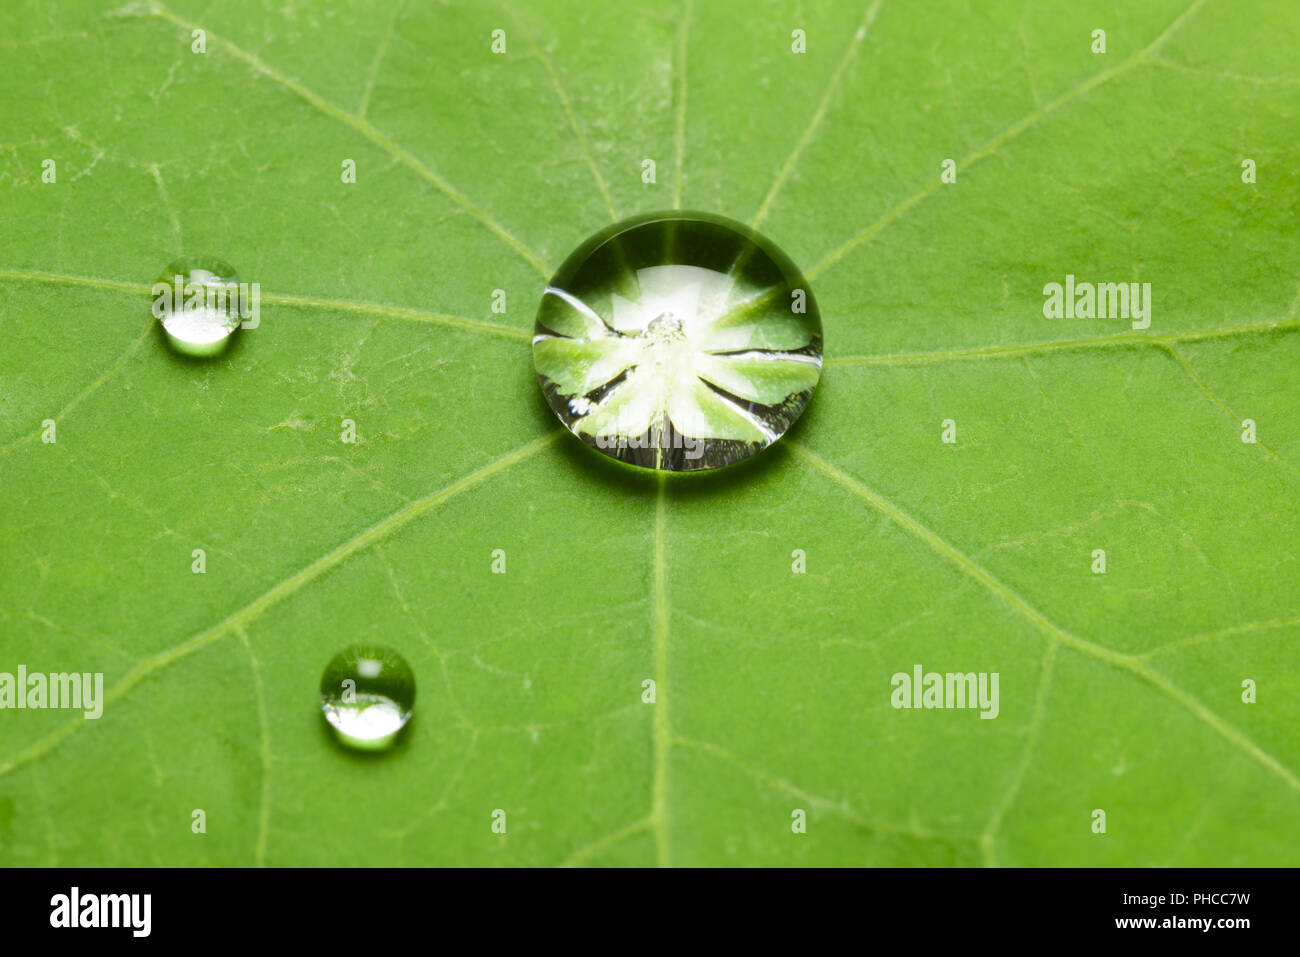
673;0;693;209
789;440;1300;795
150;2;551;278
823;318;1299;367
0;267;530;342
750;0;884;231
236;624;272;867
807;0;1214;279
0;432;561;779
651;475;672;867
358;0;407;119
499;0;619;223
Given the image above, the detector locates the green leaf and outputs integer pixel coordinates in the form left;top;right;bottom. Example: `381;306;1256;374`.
1;0;1298;868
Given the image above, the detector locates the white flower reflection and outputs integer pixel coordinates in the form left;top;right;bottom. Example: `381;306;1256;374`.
534;264;821;446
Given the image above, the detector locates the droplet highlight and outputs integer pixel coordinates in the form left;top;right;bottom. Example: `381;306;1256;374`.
534;211;822;471
319;645;415;751
154;256;242;357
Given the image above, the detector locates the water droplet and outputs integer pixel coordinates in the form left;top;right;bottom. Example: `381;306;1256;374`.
155;256;242;357
319;645;415;751
534;211;822;471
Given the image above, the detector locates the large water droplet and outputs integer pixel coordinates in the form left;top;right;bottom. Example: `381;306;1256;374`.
319;645;415;751
155;256;243;357
534;211;822;471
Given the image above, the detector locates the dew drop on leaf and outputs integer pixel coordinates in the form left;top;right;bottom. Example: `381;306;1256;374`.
319;646;415;751
533;211;823;471
154;256;243;357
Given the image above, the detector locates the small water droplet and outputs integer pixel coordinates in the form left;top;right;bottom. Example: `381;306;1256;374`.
319;645;415;751
534;211;822;471
155;256;242;357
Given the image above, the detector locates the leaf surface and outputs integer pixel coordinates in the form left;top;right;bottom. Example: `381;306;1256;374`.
0;0;1297;866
